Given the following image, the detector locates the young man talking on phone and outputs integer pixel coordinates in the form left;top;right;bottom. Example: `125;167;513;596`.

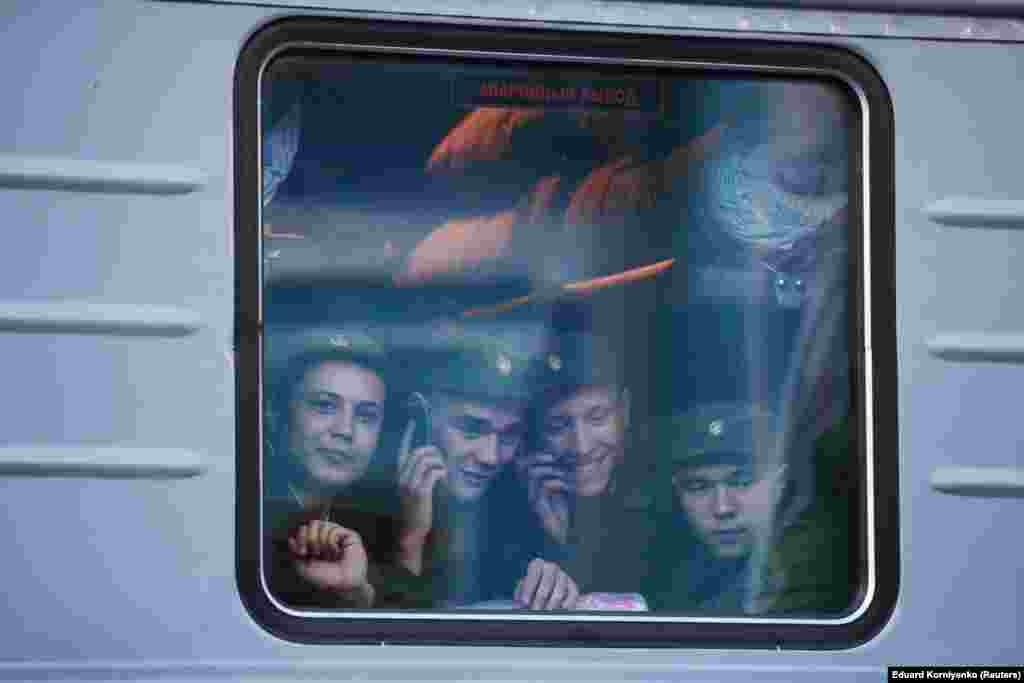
517;330;659;601
393;330;581;610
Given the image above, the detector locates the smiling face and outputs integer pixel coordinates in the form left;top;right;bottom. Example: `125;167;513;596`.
287;360;386;491
538;385;630;498
433;394;526;503
673;462;786;560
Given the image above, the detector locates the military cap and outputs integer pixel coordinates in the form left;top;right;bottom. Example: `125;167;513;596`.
264;326;389;384
664;402;783;469
416;325;544;403
538;330;624;395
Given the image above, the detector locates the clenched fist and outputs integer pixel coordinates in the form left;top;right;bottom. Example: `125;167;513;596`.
288;520;374;607
514;558;580;610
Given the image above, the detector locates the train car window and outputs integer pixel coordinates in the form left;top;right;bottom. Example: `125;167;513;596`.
235;18;897;647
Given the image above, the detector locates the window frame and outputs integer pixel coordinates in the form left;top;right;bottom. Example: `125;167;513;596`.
234;15;898;648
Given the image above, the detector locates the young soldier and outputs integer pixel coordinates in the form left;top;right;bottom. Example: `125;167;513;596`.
394;330;581;609
262;328;405;609
518;330;658;598
652;401;854;615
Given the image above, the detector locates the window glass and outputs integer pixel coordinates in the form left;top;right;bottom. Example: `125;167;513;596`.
252;44;870;630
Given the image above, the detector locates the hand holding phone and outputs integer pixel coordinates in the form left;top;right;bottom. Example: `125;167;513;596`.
395;396;446;575
521;451;575;545
405;392;433;451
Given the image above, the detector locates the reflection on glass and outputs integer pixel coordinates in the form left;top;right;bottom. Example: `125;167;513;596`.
259;56;859;618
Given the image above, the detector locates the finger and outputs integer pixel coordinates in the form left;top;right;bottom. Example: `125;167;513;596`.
565;579;579;610
398;418;416;466
306;521;326;558
527;472;543;503
329;524;361;553
399;448;425;487
527;468;564;501
336;527;367;567
537;491;568;531
541;477;572;497
515;453;540;472
531;475;570;513
526;450;558;465
318;520;335;552
529;469;574;498
315;522;336;559
398;445;430;485
519;559;543;607
424;464;446;493
412;463;446;499
547;570;569;610
531;562;557;610
411;456;446;493
327;525;345;560
543;480;572;510
326;525;350;562
407;453;431;490
296;524;311;556
335;526;364;552
528;465;568;483
398;442;417;485
535;489;552;518
403;447;445;489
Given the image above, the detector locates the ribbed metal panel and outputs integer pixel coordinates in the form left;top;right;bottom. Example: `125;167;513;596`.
925;198;1024;229
931;466;1024;497
0;155;205;194
927;334;1024;363
0;446;206;478
0;301;202;337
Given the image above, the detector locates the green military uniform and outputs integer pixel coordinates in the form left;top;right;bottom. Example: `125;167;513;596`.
650;403;855;615
403;325;551;607
262;327;434;609
754;417;856;614
263;485;434;609
525;330;661;597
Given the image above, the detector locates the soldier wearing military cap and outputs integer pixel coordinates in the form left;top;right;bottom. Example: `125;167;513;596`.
527;330;630;505
262;326;400;609
265;327;390;497
513;329;666;598
650;401;853;615
392;326;582;610
667;402;788;563
646;402;789;613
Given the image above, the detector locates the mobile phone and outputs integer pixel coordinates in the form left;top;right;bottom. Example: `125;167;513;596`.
405;392;433;450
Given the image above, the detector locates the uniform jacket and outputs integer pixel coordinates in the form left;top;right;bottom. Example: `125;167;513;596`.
650;418;857;615
263;479;434;609
534;478;661;597
420;471;537;607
